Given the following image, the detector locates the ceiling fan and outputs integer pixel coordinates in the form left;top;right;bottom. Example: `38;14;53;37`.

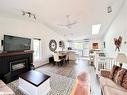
58;15;78;29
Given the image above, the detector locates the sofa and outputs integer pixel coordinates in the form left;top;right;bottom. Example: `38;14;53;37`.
0;80;15;95
100;65;127;95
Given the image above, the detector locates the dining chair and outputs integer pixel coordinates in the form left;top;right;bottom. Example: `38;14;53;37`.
53;53;62;66
62;55;67;64
66;53;69;63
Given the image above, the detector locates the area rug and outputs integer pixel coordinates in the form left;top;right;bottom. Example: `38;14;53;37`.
7;71;76;95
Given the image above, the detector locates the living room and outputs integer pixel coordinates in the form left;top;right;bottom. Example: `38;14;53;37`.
0;0;127;95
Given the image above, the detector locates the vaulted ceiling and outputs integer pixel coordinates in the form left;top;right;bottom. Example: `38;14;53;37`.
0;0;125;40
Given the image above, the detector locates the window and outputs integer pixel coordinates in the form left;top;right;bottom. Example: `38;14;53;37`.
92;24;101;35
33;38;41;60
74;42;83;50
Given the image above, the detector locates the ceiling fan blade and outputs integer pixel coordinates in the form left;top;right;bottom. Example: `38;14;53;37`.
58;24;67;26
68;21;77;26
66;15;71;24
58;15;78;29
67;25;71;29
58;24;71;29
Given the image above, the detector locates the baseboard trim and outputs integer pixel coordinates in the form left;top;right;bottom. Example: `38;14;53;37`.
34;63;49;69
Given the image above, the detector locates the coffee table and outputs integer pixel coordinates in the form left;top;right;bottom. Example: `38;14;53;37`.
19;70;50;95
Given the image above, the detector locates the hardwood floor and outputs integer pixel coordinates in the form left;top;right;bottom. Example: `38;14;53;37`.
37;58;102;95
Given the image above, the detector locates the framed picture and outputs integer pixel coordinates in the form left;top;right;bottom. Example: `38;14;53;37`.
92;43;98;49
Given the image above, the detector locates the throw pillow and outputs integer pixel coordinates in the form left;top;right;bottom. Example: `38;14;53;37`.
114;68;126;85
110;65;121;80
121;71;127;89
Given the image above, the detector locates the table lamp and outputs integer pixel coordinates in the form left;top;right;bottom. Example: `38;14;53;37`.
116;53;127;68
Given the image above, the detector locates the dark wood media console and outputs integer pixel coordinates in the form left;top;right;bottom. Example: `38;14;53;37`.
0;50;34;83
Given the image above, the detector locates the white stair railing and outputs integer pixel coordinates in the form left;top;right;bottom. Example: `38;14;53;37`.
96;57;118;72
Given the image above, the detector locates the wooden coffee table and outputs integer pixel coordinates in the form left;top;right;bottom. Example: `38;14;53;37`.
19;70;50;95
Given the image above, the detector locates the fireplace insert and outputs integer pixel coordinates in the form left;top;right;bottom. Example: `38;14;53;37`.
3;58;30;83
10;59;28;72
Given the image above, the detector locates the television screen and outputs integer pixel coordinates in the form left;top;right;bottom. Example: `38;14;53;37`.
4;35;31;52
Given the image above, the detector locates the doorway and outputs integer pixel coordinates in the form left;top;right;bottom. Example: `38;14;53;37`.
71;41;90;57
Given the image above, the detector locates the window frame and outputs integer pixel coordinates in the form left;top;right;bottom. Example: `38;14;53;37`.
33;38;41;61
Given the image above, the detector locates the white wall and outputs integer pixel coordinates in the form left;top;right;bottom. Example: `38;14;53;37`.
104;1;127;57
125;1;127;54
0;17;66;67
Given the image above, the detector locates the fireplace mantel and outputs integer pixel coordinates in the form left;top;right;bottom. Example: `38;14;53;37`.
0;50;34;57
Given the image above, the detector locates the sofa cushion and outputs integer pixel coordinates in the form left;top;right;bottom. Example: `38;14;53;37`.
100;70;111;78
114;68;127;85
103;85;127;95
110;65;121;81
121;71;127;89
0;80;15;95
100;77;127;92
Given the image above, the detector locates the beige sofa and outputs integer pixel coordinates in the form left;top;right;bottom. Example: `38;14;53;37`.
100;67;127;95
0;80;15;95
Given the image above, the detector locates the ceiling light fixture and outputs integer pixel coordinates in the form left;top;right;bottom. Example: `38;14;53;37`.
92;24;101;35
22;11;36;19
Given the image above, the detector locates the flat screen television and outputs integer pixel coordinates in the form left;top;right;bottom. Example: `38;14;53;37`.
3;35;31;52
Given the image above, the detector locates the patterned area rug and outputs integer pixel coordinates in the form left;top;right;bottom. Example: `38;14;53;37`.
7;70;76;95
